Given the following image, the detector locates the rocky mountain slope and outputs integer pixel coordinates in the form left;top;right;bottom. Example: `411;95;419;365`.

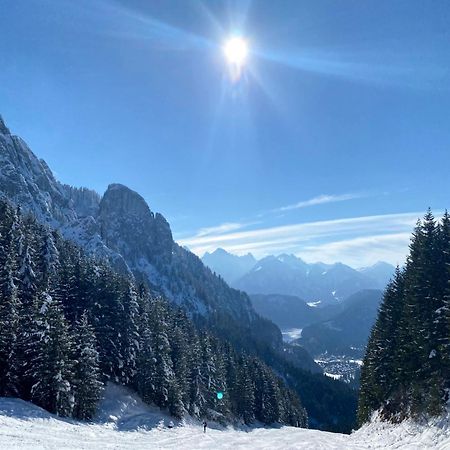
0;116;255;322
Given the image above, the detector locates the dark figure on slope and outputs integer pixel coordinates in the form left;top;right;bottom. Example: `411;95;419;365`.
203;420;207;433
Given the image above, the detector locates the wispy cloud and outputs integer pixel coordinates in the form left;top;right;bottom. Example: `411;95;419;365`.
178;211;427;266
275;193;365;212
299;233;412;267
195;222;251;237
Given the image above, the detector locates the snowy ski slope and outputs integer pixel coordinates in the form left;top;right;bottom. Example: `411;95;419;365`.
0;384;449;449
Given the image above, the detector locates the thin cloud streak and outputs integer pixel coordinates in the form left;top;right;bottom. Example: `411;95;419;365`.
181;212;421;248
178;211;426;264
275;193;365;212
196;222;252;237
179;191;370;240
299;233;412;267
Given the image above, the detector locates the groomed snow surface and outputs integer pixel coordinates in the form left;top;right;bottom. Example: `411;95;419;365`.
0;384;449;449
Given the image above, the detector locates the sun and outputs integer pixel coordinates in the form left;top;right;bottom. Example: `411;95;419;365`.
223;36;249;67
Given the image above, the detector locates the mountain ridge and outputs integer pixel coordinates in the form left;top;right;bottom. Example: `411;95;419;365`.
202;248;394;304
0;117;256;322
202;248;257;284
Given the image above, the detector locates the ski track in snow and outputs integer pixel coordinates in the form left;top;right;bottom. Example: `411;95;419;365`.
0;384;449;449
0;416;356;450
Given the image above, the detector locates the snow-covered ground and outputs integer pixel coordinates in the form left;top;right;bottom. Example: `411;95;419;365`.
1;384;449;449
314;355;363;384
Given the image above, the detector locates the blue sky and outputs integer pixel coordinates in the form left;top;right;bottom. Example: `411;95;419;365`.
1;0;449;266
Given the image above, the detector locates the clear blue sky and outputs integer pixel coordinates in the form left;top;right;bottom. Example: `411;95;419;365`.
1;0;449;266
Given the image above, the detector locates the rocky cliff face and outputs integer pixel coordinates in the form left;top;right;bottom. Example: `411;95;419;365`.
0;115;255;320
98;183;173;267
0;121;72;223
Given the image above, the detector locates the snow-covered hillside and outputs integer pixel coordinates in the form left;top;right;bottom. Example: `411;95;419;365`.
0;384;449;449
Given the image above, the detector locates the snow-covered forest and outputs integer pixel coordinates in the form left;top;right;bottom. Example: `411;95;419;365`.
0;198;306;426
359;211;450;424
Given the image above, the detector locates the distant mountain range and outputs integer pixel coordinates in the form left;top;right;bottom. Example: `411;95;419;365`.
202;248;257;284
202;248;394;305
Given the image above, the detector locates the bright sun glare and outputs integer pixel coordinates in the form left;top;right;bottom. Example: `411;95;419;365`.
223;36;249;67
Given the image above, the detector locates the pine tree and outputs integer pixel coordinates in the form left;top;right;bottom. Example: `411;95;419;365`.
15;220;40;400
150;300;175;409
135;292;156;405
135;329;156;403
199;333;218;415
90;264;124;380
72;312;103;420
434;211;450;383
358;210;450;424
0;203;21;396
252;359;280;424
36;227;59;290
405;212;440;414
29;292;75;416
358;268;405;424
118;280;140;385
168;310;190;412
210;345;230;419
235;355;255;424
186;332;204;417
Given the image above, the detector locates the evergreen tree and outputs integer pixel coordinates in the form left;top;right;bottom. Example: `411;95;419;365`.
90;264;124;380
358;209;450;424
186;332;204;417
0;203;21;396
150;300;175;409
434;211;450;383
0;198;307;426
15;223;39;400
29;292;75;416
235;355;255;424
72;312;103;420
358;268;405;424
135;297;156;405
168;310;190;411
118;280;140;384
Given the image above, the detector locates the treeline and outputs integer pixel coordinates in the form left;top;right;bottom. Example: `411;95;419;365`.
358;210;450;424
0;198;306;426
